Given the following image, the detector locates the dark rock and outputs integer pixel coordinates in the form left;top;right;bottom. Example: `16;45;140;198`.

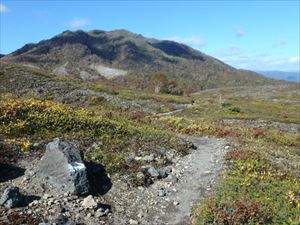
164;166;173;175
53;214;70;225
0;187;24;209
157;169;167;178
37;138;90;195
147;166;159;178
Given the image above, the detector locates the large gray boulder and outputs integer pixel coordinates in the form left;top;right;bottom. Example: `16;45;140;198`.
0;187;24;209
37;138;90;195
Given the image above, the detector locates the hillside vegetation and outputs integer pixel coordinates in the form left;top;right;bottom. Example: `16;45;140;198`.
1;29;282;92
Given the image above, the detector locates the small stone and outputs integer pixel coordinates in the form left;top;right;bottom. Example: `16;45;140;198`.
158;188;166;197
82;195;97;209
125;152;136;164
33;143;40;148
156;169;166;179
165;174;178;183
136;172;145;180
104;208;110;214
147;166;159;178
22;176;30;183
173;201;179;206
95;211;105;218
164;166;172;175
42;194;51;200
129;219;139;224
54;214;68;224
142;154;154;162
204;170;212;175
225;145;230;150
60;207;66;213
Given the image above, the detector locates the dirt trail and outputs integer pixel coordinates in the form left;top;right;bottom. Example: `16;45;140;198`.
162;136;226;225
106;136;227;225
156;104;194;117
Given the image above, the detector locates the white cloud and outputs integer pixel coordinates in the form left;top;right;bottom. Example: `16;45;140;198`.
167;36;206;49
233;26;244;38
0;3;9;13
68;18;91;28
288;56;299;63
212;45;299;70
221;55;300;71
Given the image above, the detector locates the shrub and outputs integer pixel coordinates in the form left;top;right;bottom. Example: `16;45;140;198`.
229;107;241;113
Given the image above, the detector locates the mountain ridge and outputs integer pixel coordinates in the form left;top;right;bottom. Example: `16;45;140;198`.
1;29;282;91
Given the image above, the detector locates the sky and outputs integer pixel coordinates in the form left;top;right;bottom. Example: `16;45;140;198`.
0;0;299;71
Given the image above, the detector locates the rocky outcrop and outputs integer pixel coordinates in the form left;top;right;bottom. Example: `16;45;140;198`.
37;138;90;195
0;187;24;209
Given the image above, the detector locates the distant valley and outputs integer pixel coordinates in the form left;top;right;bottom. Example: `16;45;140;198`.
257;70;299;82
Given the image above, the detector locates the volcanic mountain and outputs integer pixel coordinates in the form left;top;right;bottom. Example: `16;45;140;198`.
1;29;279;90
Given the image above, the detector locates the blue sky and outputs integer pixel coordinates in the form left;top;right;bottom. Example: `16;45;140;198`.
0;0;299;71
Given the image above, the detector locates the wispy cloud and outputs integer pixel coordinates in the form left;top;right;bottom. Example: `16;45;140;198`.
213;45;241;57
0;3;9;13
68;17;91;28
233;26;244;38
272;40;287;48
211;41;299;70
167;36;206;49
220;54;300;71
288;56;299;64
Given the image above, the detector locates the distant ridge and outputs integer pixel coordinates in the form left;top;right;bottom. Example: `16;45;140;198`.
257;71;299;82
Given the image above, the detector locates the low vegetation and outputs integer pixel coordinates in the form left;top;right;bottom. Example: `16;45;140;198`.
0;68;299;224
187;97;300;124
0;95;188;174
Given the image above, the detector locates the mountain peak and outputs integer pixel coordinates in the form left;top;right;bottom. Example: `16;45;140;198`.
1;28;279;91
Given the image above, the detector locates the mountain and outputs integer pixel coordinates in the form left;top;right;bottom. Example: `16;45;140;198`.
1;29;280;91
257;71;299;82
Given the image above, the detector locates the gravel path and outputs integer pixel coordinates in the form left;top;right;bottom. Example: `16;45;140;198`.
163;136;226;225
105;136;227;225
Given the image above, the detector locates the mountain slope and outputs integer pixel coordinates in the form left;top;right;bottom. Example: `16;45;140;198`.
1;29;280;91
